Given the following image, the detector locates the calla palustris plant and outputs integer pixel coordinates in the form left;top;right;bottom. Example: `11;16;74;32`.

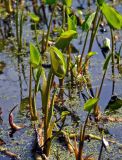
97;0;122;29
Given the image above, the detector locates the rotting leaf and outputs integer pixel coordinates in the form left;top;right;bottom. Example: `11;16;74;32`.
105;95;122;111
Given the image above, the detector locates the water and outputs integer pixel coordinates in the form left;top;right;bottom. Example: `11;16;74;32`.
0;0;122;159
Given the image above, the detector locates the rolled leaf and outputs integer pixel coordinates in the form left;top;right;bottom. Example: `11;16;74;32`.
68;15;77;31
103;53;112;71
49;46;66;78
82;12;96;32
84;98;98;112
30;43;41;68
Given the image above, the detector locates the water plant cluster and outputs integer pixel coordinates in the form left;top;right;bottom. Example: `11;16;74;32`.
0;0;122;159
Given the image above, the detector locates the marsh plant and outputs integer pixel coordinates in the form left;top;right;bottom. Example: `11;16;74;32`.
0;0;122;159
28;0;122;158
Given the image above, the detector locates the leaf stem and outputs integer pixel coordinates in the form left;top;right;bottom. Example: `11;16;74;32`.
45;3;57;51
110;28;115;95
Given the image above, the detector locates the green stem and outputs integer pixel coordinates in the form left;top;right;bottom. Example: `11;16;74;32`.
88;10;101;53
78;112;90;160
62;5;65;30
19;9;24;51
44;69;54;140
34;23;41;53
79;30;89;71
16;1;19;48
110;28;115;95
32;86;38;121
43;69;54;157
29;63;34;119
97;70;107;99
45;3;57;51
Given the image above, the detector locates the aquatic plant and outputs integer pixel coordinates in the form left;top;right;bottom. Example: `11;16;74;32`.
0;0;122;159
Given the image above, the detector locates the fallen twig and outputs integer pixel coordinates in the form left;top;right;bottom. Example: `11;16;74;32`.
0;147;20;159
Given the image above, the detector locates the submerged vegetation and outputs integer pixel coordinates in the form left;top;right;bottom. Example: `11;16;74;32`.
0;0;122;159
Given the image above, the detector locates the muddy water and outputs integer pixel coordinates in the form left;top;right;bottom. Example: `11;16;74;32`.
0;0;122;159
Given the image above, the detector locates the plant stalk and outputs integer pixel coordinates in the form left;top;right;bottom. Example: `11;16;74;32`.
45;3;57;51
78;112;90;160
79;30;89;72
29;63;34;119
110;28;115;95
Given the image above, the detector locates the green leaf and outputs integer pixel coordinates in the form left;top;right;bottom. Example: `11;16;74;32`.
103;53;112;71
30;43;41;68
28;12;40;22
49;46;67;78
61;111;70;119
97;0;104;6
100;3;122;29
87;52;97;58
40;69;47;111
63;0;72;7
68;15;77;31
84;98;98;112
82;12;96;31
45;0;57;5
55;30;77;50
